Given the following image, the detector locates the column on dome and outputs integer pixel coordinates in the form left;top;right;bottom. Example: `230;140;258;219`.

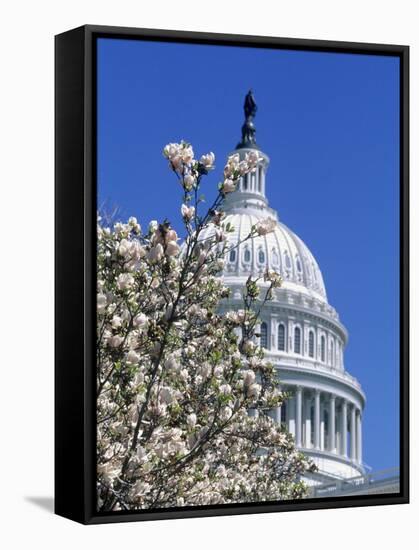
295;387;302;447
271;316;278;350
341;399;348;457
314;389;321;450
287;395;296;437
303;322;307;356
356;409;363;464
336;409;341;454
272;402;281;423
350;404;356;461
261;164;266;195
329;394;336;452
304;391;312;448
288;319;293;352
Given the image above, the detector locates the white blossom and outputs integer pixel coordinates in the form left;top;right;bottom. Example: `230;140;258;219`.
148;243;164;263
221;178;236;194
254;217;277;236
133;313;148;329
181;204;195;221
187;413;197;428
126;350;140;365
183;174;195;191
165;241;180;257
116;273;134;290
200;152;215;170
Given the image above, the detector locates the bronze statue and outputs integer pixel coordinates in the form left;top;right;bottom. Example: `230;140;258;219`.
237;90;259;149
244;89;257;120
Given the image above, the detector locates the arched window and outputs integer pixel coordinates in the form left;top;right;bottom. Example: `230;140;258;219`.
258;249;265;264
294;327;301;354
321;335;326;362
260;322;268;349
229;249;236;262
309;331;315;358
244;248;251;262
296;257;302;272
278;324;285;351
285;252;291;269
330;340;334;366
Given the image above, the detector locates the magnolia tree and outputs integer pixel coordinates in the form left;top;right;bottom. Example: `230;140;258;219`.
97;142;315;511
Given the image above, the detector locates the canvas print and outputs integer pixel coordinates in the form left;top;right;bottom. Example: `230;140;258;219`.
95;38;400;513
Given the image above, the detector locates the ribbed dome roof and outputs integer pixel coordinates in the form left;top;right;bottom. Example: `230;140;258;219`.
196;96;328;304
200;212;328;303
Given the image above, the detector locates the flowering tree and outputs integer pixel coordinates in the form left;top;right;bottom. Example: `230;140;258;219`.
97;142;315;511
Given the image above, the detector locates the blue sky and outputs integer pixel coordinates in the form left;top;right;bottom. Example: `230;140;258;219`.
97;38;400;472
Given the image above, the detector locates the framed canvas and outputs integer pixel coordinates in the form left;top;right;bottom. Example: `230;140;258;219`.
55;25;409;524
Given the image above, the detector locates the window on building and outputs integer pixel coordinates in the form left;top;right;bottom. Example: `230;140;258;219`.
309;331;315;358
244;248;251;262
321;335;326;362
296;257;302;272
258;249;265;264
285;252;291;269
229;249;236;262
278;324;285;351
260;322;268;349
294;326;301;354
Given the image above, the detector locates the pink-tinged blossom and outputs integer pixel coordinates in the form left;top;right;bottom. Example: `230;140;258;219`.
147;243;164;263
133;313;148;329
116;273;134;290
200;152;215;170
221;178;236;194
255;217;277;236
181;204;195;220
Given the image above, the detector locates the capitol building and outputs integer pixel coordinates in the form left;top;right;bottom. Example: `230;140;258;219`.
209;92;368;489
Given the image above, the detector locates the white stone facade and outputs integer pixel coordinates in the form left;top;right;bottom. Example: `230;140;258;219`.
202;143;366;485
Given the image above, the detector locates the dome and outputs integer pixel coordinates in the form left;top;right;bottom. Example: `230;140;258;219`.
216;212;328;303
198;92;366;486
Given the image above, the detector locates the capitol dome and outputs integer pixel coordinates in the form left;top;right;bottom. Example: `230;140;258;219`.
212;92;366;487
216;213;327;303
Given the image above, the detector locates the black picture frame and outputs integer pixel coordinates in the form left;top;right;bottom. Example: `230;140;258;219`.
55;24;409;525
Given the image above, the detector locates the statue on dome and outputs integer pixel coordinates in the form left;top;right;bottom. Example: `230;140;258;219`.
237;89;259;149
244;89;257;119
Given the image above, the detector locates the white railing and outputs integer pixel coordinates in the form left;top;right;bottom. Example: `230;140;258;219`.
308;467;400;498
267;354;363;391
